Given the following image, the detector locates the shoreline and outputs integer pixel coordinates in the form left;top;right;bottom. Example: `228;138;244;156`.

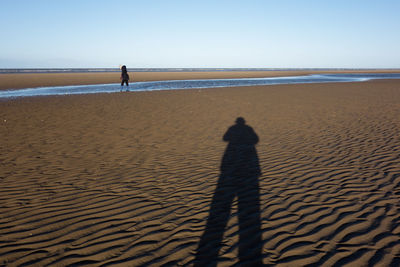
2;69;400;90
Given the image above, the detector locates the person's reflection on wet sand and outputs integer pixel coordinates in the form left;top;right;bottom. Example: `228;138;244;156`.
194;117;263;266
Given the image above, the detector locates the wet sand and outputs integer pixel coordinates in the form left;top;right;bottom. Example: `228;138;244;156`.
1;79;400;265
2;69;400;90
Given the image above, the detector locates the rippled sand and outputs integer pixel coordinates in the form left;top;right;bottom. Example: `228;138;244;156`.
1;80;400;266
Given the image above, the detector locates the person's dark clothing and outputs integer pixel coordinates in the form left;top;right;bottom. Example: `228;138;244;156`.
121;78;129;86
120;66;129;86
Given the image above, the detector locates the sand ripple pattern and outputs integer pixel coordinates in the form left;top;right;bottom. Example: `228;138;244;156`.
1;80;400;266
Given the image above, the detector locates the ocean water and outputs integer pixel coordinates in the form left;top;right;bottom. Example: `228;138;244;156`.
0;68;373;74
1;73;400;99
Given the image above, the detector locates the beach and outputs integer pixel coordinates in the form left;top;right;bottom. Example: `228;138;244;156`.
1;74;400;265
2;69;400;90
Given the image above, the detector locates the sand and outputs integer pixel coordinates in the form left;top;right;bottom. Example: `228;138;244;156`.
1;69;400;90
1;77;400;266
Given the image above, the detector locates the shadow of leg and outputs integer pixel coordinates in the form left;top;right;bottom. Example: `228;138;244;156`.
237;176;263;265
194;175;235;266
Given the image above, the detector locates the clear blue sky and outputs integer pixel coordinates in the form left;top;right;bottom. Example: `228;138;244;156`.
1;0;399;68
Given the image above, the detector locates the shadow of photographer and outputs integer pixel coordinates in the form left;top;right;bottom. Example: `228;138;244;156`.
194;117;263;266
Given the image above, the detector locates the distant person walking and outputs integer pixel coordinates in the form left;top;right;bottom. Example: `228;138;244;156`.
120;65;130;86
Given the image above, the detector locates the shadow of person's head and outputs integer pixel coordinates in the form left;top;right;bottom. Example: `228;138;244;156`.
236;117;245;125
224;117;259;146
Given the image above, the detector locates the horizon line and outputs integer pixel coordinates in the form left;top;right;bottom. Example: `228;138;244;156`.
1;67;400;74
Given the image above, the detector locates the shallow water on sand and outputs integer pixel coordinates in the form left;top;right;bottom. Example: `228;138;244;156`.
1;73;400;98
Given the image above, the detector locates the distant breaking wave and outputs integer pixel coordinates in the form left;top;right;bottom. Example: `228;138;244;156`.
1;73;400;98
